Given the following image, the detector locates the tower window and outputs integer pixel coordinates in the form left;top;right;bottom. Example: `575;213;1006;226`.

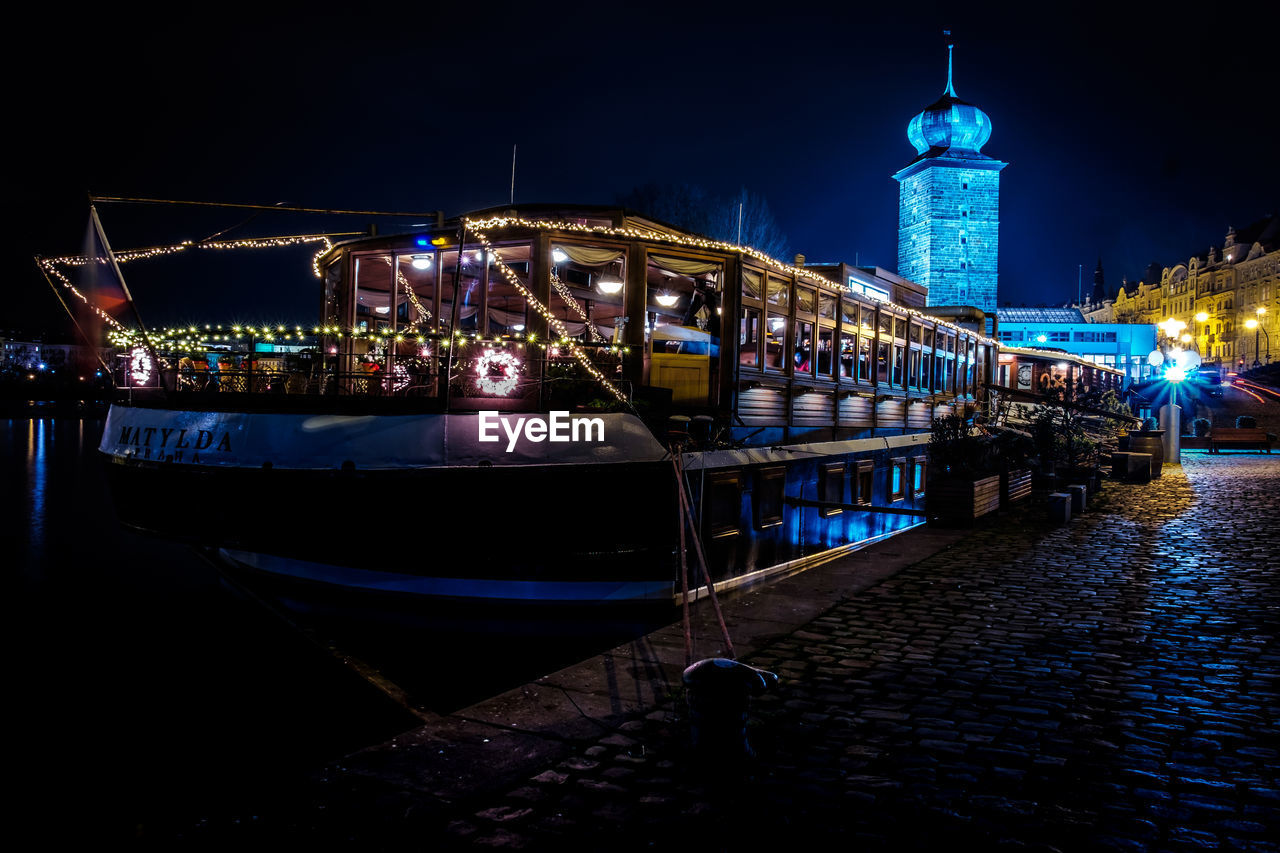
962;183;969;190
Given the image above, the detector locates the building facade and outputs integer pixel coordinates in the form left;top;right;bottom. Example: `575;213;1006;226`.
1108;216;1278;368
894;45;1006;326
994;307;1157;383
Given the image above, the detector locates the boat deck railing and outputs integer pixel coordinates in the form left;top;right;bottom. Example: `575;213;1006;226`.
113;347;632;412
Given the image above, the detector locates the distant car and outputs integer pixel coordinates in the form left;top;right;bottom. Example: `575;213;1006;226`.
1196;368;1223;397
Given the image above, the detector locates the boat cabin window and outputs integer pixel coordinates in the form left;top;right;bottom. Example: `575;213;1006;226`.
913;458;927;497
889;457;907;501
795;286;815;316
753;466;786;529
766;276;790;309
645;254;722;406
323;260;343;330
438;249;486;334
742;268;763;302
855;460;874;505
549;243;625;343
740;308;760;367
395;252;437;332
353;254;395;333
765;312;788;370
488;245;531;337
820;463;845;516
817;326;835;377
794;320;814;374
707;471;743;538
839;328;856;379
818;293;837;322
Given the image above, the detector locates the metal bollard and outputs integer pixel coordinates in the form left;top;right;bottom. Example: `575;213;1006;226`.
682;658;778;762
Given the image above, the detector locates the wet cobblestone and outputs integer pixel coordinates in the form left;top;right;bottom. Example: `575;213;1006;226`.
190;454;1278;850
426;455;1278;851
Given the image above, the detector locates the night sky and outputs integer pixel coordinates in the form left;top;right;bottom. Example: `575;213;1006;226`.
11;1;1278;335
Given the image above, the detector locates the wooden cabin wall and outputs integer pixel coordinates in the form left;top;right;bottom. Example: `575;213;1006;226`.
792;390;835;428
838;394;873;429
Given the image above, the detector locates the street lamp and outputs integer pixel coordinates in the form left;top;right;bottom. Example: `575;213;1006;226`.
1245;309;1270;367
1161;349;1190;465
1194;311;1209;357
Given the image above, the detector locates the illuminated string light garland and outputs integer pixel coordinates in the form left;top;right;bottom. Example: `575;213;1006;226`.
465;220;626;402
550;268;606;343
462;215;998;348
129;347;153;384
475;348;522;396
40;234;339;343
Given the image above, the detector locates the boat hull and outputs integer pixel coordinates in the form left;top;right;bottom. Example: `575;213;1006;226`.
101;405;931;604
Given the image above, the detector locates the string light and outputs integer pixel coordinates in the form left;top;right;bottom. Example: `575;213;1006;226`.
462;215;998;348
475;348;522;396
466;219;626;402
129;347;153;385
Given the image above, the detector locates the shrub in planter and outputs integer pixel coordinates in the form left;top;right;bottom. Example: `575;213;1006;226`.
1236;415;1258;429
1191;417;1211;437
1140;416;1159;432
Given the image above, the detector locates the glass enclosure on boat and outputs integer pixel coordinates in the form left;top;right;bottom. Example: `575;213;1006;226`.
116;206;1002;440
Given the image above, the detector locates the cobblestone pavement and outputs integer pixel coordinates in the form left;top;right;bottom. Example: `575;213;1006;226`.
204;455;1280;851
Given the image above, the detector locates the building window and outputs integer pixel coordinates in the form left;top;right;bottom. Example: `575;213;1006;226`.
912;458;927;498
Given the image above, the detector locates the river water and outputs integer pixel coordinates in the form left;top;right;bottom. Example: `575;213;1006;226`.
6;410;664;839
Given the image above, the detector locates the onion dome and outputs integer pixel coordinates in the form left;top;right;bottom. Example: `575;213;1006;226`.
906;46;992;155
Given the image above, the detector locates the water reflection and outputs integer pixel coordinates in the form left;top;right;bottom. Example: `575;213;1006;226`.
6;415;419;840
7;414;668;840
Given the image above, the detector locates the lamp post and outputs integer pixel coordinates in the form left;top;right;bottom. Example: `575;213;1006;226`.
1246;310;1270;367
1162;356;1187;465
1194;311;1209;357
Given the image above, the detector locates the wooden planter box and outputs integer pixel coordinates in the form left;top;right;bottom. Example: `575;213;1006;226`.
1001;468;1033;504
928;474;1001;525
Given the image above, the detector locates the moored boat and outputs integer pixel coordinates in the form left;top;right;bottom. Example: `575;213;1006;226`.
58;203;1025;605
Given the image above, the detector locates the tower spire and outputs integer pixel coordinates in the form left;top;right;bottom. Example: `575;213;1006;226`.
944;31;956;97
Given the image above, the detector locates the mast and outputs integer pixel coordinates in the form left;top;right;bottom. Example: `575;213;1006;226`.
90;204;167;394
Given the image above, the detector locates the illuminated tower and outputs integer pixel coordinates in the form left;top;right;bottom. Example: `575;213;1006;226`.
893;42;1006;320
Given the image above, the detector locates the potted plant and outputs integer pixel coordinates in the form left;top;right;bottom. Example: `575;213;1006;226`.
1032;385;1131;491
989;426;1036;505
1182;417;1212;450
926;414;1001;524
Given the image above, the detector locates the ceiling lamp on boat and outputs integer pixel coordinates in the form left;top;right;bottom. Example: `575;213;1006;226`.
655;291;679;307
597;272;623;295
552;248;568;264
411;254;432;270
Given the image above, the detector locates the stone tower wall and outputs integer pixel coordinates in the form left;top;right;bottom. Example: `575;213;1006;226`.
897;164;1000;313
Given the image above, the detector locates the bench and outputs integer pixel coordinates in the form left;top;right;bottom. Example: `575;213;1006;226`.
1208;427;1275;453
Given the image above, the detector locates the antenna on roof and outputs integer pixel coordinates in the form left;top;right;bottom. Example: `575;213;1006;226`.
510;144;517;205
943;30;956;97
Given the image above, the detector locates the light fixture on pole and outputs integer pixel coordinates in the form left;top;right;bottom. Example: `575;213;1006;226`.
1160;348;1189;465
1245;310;1269;367
1194;311;1209;357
